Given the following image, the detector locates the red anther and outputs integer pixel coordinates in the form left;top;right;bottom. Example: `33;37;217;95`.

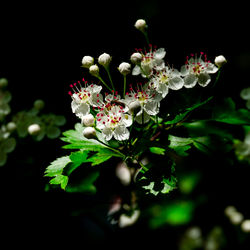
88;93;91;97
97;100;99;103
103;121;105;124
114;96;117;99
97;94;99;97
190;53;194;57
149;44;152;47
126;92;129;95
74;82;77;86
82;77;85;82
97;118;101;122
112;90;114;93
115;91;118;95
68;91;73;96
70;84;74;88
200;51;204;55
90;84;93;87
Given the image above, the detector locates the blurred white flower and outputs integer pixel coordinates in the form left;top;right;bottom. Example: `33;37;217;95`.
215;55;227;68
118;209;140;228
83;126;96;139
134;19;147;32
116;162;131;186
241;220;250;233
28;124;41;135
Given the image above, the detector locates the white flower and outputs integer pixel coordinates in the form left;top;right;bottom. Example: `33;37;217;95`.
89;64;100;77
98;53;112;67
69;80;103;122
6;122;17;132
121;83;160;124
28;124;41;135
118;62;131;75
180;52;218;88
96;103;132;141
134;19;147;32
82;113;95;127
83;127;96;139
130;52;142;64
214;55;227;68
82;56;94;68
132;46;166;78
0;78;8;88
150;66;184;98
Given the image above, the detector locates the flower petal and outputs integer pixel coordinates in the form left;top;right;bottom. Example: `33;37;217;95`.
198;73;211;87
114;126;129;141
156;82;169;98
132;65;141;75
184;74;197;88
154;48;166;60
102;127;113;141
122;114;133;127
75;103;90;118
135;110;151;124
206;63;218;74
168;76;184;90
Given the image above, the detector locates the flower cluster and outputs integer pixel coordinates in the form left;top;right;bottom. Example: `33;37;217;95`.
69;19;226;142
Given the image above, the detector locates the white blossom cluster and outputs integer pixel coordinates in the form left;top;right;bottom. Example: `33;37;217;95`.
70;19;226;142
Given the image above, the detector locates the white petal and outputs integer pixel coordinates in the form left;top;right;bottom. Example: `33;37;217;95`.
144;101;159;116
102;127;113;141
114;126;129;141
168;76;184;90
132;65;141;75
75;103;90;118
240;88;250;100
122;114;133;127
154;48;166;60
86;84;102;93
157;83;169;98
90;93;103;107
198;73;211;87
206;63;218;74
180;65;189;76
71;100;80;113
135;110;151;124
184;74;197;88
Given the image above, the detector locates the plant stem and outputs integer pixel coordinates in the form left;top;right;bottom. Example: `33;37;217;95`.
97;76;113;92
123;75;127;98
143;31;150;46
105;66;116;91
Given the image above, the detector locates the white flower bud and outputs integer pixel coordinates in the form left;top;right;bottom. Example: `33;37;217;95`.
116;162;131;186
28;124;41;135
98;53;112;67
83;126;96;139
241;220;250;232
89;64;99;77
82;56;94;68
134;19;147;32
82;114;95;127
118;62;131;75
0;78;8;88
214;55;227;68
130;52;142;64
34;99;45;110
6;122;17;132
128;100;141;115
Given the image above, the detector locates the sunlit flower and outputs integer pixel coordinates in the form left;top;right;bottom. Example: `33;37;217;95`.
132;45;166;78
69;79;103;122
96;102;132;141
81;56;94;68
180;52;218;88
150;66;184;98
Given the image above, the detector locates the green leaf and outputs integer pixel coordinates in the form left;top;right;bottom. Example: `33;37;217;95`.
168;135;193;148
44;156;71;177
149;200;195;228
149;147;166;155
49;174;68;190
66;171;99;193
164;96;213;125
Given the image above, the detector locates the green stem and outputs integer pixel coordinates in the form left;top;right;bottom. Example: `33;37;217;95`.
97;76;113;92
142;31;150;46
105;66;116;91
123;75;127;98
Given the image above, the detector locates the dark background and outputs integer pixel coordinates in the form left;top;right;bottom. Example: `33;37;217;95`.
1;0;250;247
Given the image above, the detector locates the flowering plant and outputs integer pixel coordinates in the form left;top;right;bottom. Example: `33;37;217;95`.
44;19;250;228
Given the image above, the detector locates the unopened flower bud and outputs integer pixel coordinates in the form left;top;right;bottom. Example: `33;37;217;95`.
116;162;131;186
82;56;94;68
130;52;142;64
82;114;95;127
98;53;112;68
6;122;17;132
89;64;100;77
118;62;131;75
214;55;227;68
83;126;96;139
0;78;8;88
134;19;147;32
28;124;41;135
34;99;45;110
128;100;141;115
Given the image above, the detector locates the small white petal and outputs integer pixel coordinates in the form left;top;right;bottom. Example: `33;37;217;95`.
102;127;113;141
114;126;130;141
198;73;211;87
144;101;159;116
240;87;250;100
132;65;141;75
157;83;169;98
168;76;184;90
180;65;189;76
184;74;197;88
75;103;90;118
135;110;151;124
206;63;218;74
122;114;133;127
154;48;166;60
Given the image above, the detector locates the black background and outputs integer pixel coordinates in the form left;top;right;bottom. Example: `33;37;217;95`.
1;0;250;247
